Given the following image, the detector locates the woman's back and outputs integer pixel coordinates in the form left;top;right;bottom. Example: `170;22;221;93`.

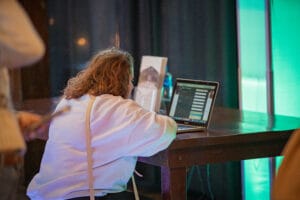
27;94;176;199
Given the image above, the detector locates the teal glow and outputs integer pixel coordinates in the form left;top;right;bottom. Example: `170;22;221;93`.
272;0;300;117
238;1;269;200
238;0;300;200
238;0;267;112
275;156;283;173
243;158;270;200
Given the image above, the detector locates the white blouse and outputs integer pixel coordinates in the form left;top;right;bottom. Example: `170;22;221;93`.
27;94;177;200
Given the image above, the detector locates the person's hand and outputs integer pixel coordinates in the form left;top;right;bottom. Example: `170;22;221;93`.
17;111;49;141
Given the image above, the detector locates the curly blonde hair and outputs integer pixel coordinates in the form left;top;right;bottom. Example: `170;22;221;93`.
63;48;134;99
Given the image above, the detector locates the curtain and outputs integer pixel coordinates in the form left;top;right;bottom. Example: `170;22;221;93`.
49;0;238;108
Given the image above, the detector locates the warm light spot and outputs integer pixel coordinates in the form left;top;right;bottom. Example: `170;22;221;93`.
77;37;87;46
49;17;55;26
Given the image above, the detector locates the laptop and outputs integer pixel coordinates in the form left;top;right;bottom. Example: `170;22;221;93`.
167;78;219;133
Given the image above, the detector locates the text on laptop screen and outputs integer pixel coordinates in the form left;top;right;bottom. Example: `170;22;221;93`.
169;82;216;124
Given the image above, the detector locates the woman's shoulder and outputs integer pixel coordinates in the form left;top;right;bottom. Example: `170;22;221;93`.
96;94;134;103
94;94;140;110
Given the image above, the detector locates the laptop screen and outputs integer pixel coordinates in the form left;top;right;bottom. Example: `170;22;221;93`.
168;78;219;127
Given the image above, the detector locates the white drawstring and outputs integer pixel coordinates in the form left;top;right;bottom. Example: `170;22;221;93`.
85;96;96;200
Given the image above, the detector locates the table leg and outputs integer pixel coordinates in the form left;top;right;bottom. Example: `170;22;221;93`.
161;166;187;200
269;157;276;198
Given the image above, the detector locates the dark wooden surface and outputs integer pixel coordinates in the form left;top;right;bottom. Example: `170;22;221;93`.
138;107;300;200
19;99;300;199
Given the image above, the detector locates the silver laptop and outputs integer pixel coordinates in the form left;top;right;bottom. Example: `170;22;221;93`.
168;78;219;133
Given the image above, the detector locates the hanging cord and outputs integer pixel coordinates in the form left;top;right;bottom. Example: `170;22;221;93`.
206;164;214;200
85;96;96;200
196;166;205;194
131;175;140;200
132;170;143;200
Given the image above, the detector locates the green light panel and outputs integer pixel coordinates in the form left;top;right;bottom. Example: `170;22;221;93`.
238;0;300;200
272;0;300;117
238;0;267;113
238;1;269;200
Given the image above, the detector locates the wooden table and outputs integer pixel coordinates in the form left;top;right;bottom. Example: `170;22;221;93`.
138;107;300;200
19;99;300;199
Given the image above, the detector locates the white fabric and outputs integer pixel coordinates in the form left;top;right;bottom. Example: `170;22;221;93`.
85;95;96;200
27;94;177;200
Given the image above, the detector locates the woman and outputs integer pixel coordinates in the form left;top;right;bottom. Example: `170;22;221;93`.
272;129;300;200
0;0;45;199
27;48;177;200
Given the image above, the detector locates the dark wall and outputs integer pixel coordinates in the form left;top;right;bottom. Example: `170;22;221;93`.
17;0;238;107
19;0;50;100
47;0;239;109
